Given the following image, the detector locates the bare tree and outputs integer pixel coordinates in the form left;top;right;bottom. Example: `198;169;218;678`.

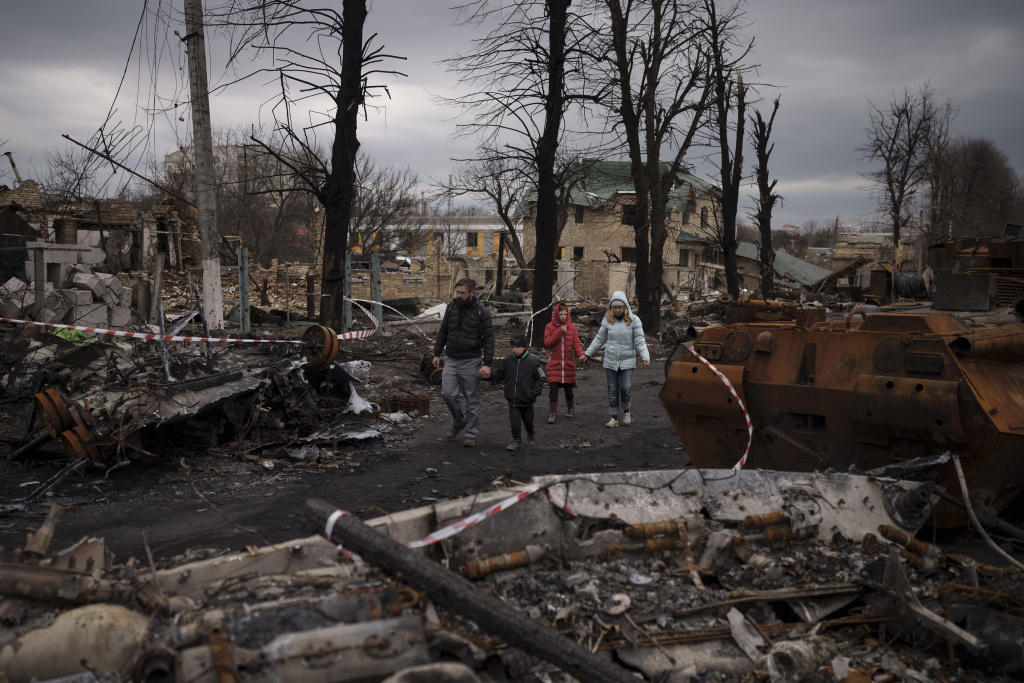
433;155;530;270
599;0;712;330
40;143;105;208
442;0;599;344
348;153;425;261
749;96;780;298
212;0;406;328
701;0;751;299
857;83;938;248
928;136;1023;239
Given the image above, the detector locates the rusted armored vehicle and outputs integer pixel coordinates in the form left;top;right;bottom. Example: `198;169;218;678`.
659;300;1024;527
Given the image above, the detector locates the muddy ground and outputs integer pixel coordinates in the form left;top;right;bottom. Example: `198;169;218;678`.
0;330;685;564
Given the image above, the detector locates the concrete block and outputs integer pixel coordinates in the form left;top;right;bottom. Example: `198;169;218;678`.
109;306;130;328
71;263;92;275
58;288;92;306
72;272;106;300
119;288;132;308
1;292;33;319
73;303;108;327
80;248;105;265
38;304;70;324
46;249;77;265
0;277;28;297
102;289;120;306
95;273;122;294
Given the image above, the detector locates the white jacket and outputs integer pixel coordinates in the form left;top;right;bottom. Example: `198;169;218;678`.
585;291;650;370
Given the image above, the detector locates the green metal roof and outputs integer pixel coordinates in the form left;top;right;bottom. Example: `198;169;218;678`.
736;242;832;286
520;159;717;215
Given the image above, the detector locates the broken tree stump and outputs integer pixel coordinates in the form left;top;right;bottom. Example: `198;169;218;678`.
304;498;637;683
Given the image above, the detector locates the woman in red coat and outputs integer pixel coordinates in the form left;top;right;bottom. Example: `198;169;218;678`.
543;302;585;423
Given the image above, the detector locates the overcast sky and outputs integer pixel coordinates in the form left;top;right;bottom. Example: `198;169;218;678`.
2;0;1022;231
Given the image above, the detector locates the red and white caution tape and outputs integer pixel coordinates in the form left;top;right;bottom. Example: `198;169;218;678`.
686;345;753;470
0;316;306;344
345;297;437;343
525;299;558;341
2;299;384;345
322;484;577;554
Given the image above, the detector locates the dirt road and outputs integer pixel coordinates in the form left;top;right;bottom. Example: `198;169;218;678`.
0;343;689;563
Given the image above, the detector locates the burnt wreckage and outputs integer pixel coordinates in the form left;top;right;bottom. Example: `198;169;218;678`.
8;324;384;473
660;297;1024;528
4;464;1024;682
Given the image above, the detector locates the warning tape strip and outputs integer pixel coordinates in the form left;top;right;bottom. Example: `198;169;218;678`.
323;483;577;556
0;296;383;345
525;299;558;342
0;316;305;344
686;345;753;470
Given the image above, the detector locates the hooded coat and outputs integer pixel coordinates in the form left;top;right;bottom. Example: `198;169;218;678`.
585;291;650;370
543;302;584;386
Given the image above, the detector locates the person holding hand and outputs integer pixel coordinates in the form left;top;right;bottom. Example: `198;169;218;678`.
543;302;585;423
582;291;650;428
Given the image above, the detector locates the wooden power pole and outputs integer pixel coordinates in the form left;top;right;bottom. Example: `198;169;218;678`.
183;0;224;329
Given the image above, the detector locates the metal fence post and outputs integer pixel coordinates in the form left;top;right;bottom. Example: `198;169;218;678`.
344;252;352;332
370;253;382;331
239;247;250;334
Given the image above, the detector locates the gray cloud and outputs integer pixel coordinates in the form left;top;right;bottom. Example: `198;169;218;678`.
2;0;1021;232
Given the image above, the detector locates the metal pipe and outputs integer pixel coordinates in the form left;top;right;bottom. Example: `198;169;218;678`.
3;152;23;184
952;455;1024;572
950;324;1024;363
6;433;52;462
156;297;173;382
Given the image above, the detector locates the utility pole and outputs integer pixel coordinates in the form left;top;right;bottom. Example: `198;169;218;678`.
183;0;224;329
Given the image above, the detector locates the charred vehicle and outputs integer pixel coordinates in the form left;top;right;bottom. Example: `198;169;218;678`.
659;300;1024;527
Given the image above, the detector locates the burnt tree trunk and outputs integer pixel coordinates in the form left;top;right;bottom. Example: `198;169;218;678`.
305;498;638;683
530;0;571;346
319;0;366;328
752;98;780;299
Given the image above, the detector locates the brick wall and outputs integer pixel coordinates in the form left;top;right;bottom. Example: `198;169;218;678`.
521;195;717;265
0;180;41;209
573;260;611;302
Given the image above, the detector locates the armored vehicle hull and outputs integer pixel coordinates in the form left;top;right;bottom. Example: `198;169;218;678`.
659;308;1024;527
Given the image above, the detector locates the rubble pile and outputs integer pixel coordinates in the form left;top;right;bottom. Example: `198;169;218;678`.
314;466;1024;682
0;321;424;475
0;265;133;328
1;456;1023;681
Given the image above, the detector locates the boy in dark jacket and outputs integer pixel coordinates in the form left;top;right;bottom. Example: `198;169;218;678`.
492;333;546;450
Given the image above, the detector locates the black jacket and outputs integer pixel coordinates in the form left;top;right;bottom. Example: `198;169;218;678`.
432;297;495;364
493;351;545;406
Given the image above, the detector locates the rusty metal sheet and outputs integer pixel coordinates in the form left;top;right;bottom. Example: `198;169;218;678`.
661;360;748;430
953;358;1024;435
848;375;966;446
934;273;997;311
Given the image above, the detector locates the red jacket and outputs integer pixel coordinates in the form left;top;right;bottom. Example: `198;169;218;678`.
544;303;585;386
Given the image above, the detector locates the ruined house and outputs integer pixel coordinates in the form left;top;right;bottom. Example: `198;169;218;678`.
520;160;721;301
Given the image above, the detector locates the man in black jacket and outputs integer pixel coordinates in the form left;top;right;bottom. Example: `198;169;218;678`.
432;278;494;447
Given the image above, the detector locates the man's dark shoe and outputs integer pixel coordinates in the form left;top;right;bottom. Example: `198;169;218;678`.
447;425;464;440
525;434;535;446
463;437;476;448
506;440;521;451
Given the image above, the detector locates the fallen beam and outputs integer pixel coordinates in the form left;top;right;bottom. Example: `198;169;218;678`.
304;498;637;683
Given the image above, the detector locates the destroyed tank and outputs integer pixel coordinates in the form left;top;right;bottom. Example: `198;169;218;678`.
659;300;1024;527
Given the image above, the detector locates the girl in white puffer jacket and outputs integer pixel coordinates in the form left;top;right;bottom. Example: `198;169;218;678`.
582;291;650;427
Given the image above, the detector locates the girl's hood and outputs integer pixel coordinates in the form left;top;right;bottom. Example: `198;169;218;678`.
551;301;573;325
608;290;633;317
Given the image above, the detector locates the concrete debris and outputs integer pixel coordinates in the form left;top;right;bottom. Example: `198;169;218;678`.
1;462;1023;682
